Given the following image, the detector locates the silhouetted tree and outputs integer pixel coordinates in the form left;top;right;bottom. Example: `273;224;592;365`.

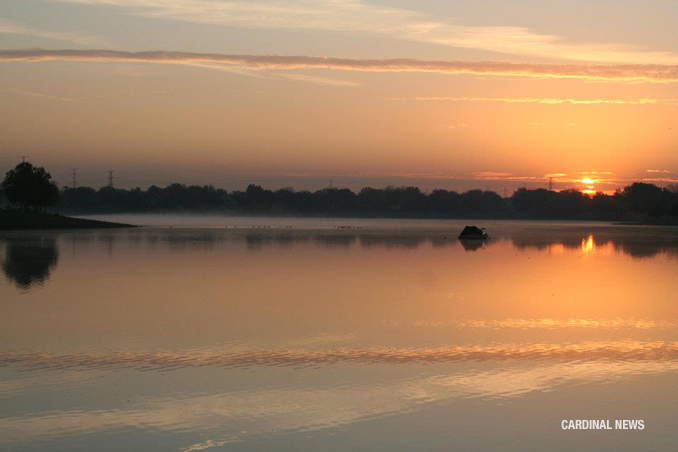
591;192;622;216
60;186;100;211
1;162;59;212
618;183;665;216
512;188;558;213
428;189;462;213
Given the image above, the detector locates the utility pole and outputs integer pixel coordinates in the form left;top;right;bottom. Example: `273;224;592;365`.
18;155;29;163
107;170;114;188
329;180;333;189
548;177;553;191
71;168;78;189
504;186;507;198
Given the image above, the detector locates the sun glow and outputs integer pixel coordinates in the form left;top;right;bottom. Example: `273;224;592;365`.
580;177;597;195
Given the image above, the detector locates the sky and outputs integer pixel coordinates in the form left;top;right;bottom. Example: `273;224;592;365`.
1;0;677;193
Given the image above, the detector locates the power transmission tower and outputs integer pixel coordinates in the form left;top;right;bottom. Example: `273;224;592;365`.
18;155;29;163
107;170;114;188
72;168;79;189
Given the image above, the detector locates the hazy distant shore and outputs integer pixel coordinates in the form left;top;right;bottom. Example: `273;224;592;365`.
70;211;678;226
0;211;135;231
51;182;678;225
4;181;677;226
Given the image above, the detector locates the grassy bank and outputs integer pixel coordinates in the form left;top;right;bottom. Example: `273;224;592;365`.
0;211;135;230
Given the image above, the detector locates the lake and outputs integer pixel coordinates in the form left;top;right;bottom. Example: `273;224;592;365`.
1;218;677;451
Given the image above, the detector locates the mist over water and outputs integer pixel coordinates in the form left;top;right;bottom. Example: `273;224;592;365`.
1;218;677;451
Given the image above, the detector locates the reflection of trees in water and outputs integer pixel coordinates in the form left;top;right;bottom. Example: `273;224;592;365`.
244;231;433;250
359;234;427;250
237;229;677;258
48;227;678;261
501;228;678;259
240;228;678;258
2;236;59;289
246;233;313;250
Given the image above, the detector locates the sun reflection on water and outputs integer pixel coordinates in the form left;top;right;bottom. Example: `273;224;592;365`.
581;234;595;253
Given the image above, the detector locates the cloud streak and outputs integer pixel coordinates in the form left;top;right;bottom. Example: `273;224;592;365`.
45;0;678;65
4;88;84;103
276;72;361;87
3;49;678;83
387;96;678;105
0;20;103;46
413;318;678;330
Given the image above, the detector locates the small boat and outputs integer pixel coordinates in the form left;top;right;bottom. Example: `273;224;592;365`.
458;225;490;240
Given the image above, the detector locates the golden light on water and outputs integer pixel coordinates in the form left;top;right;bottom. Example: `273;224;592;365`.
582;235;595;253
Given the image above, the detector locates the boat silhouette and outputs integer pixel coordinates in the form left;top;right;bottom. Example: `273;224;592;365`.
458;225;490;240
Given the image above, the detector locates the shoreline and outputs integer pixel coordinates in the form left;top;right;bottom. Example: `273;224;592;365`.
0;211;136;231
69;211;678;226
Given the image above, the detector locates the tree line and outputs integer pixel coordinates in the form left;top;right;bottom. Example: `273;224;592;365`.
55;182;678;220
2;162;678;221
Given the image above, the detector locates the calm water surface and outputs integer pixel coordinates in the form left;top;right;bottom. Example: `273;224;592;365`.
1;218;677;451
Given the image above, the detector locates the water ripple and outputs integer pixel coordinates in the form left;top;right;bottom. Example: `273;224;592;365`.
2;341;677;372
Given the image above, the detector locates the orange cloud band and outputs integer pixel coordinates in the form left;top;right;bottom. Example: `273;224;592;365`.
2;49;678;82
387;96;678;105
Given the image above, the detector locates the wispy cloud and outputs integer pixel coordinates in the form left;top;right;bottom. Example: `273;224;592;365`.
647;169;676;174
471;172;542;182
3;49;678;83
0;19;103;46
183;61;359;86
276;73;360;87
3;88;84;103
438;122;469;130
387;96;678;105
413;318;678;330
46;0;678;64
183;61;269;79
532;122;577;127
473;171;514;178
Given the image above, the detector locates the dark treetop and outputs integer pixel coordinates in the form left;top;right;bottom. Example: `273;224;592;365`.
1;162;59;212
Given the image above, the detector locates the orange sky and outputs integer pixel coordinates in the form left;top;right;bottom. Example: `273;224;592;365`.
0;0;677;192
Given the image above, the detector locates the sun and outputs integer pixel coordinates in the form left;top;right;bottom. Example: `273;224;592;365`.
580;177;596;195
